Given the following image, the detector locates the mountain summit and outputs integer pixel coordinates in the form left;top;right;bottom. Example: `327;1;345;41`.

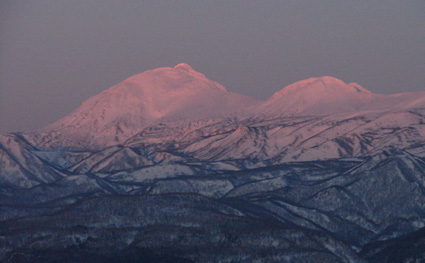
271;76;371;98
258;76;374;116
33;67;425;148
41;63;258;146
256;76;425;117
2;66;425;262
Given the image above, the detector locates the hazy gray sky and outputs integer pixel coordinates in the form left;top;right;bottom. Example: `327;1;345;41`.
1;1;424;133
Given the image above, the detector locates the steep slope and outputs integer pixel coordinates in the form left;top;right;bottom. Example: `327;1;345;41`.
35;63;259;148
0;134;65;188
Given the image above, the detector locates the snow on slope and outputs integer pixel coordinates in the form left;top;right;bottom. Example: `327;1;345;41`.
0;134;64;188
257;76;373;116
25;67;425;152
256;76;425;117
37;63;259;147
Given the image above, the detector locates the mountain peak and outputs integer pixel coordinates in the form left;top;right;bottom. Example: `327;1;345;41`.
173;63;195;71
258;76;374;117
295;76;346;86
271;76;371;99
42;64;258;147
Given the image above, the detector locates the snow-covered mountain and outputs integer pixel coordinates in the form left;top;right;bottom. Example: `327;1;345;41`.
2;64;425;262
256;75;425;117
37;63;259;147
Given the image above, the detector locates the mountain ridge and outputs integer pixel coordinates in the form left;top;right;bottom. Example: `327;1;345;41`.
259;75;425;117
38;63;259;147
22;63;425;149
7;63;424;139
1;64;425;262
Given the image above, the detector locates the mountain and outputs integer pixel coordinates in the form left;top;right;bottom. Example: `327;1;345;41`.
35;63;259;148
1;65;425;262
257;76;425;117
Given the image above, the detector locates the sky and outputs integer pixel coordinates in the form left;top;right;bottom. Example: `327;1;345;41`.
1;1;424;133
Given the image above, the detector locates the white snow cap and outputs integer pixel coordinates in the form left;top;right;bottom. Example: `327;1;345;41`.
258;76;375;116
43;63;258;146
37;68;425;148
271;76;371;99
258;76;425;117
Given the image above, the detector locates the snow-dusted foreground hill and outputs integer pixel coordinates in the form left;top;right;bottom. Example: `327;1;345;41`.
1;64;425;262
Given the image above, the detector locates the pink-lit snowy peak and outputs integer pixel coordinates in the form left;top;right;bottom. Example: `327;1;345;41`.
44;63;258;144
258;76;425;116
40;64;425;147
